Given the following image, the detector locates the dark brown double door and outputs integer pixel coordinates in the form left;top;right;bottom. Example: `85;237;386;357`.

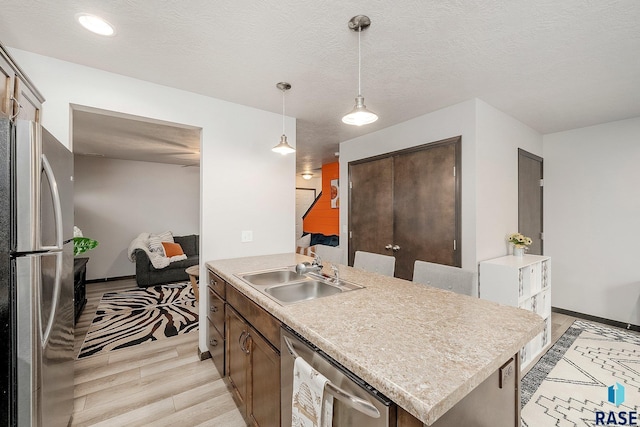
348;137;461;280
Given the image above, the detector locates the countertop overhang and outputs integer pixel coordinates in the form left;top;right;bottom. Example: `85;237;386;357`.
206;253;544;425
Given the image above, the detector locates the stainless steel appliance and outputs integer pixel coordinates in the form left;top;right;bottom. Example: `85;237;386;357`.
0;118;74;426
281;326;395;427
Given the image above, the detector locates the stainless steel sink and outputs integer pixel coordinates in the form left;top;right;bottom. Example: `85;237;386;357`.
241;270;305;286
235;267;364;305
265;280;342;303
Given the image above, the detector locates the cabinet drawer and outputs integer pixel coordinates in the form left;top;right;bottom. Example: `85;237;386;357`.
208;319;225;377
207;287;225;335
226;285;281;349
207;270;226;299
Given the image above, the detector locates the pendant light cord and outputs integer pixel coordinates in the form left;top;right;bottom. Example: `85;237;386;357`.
282;89;286;134
358;27;362;96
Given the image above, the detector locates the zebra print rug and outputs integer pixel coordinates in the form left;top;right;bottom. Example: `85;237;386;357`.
78;282;198;358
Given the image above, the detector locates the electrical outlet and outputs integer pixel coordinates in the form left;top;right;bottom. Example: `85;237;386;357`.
241;230;253;242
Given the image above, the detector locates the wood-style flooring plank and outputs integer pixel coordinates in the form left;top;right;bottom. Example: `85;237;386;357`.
71;279;241;427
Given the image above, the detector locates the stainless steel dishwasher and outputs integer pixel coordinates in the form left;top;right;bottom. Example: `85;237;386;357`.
281;326;395;427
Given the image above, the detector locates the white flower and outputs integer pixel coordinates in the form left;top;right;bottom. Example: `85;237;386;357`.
73;226;83;238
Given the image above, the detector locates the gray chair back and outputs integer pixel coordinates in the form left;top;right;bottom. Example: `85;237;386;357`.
313;245;345;265
353;251;396;277
413;260;477;297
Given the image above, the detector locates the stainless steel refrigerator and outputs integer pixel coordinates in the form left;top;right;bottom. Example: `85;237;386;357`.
0;118;74;426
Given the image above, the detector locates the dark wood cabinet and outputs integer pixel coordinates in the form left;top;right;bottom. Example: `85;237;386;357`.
349;136;461;280
206;270;227;376
227;307;248;407
225;286;281;427
73;257;88;324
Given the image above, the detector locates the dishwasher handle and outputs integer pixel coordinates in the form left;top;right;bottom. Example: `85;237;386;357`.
283;336;381;419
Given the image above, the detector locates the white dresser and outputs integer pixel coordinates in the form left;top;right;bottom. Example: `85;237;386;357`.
479;255;551;371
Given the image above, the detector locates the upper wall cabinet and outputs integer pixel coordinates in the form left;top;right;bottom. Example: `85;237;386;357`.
348;136;462;280
0;43;44;123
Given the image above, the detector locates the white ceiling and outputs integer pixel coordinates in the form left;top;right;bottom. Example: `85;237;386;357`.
71;106;201;166
1;0;639;173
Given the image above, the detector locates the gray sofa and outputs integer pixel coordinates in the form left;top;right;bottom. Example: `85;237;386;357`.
133;234;199;287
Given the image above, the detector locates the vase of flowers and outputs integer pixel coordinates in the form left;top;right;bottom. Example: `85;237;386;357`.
507;232;532;257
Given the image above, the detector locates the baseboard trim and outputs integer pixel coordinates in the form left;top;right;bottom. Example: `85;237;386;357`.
86;275;135;284
552;306;640;332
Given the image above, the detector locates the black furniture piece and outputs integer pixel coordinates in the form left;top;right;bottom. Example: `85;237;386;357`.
73;257;88;324
133;234;199;287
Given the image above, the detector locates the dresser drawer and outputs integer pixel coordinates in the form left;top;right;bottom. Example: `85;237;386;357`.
207;270;226;299
207;318;225;377
207;287;225;335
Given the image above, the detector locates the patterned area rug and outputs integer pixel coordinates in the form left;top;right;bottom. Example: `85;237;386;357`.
78;282;198;358
521;320;640;426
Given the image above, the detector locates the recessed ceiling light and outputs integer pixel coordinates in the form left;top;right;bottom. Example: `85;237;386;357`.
76;13;115;36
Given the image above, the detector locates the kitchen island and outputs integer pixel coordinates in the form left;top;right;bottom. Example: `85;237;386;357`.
205;253;544;426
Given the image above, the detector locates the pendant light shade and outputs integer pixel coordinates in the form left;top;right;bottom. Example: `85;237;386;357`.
342;15;378;126
272;82;295;155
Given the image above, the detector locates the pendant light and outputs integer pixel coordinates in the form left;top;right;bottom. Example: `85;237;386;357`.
272;82;296;155
342;15;378;126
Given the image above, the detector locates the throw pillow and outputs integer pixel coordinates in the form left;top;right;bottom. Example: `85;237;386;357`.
161;241;185;258
296;233;311;248
149;231;174;253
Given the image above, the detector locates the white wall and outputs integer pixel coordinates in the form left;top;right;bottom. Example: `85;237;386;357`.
10;48;295;353
544;117;640;325
475;100;543;262
296;175;322;195
74;156;199;280
339;99;478;270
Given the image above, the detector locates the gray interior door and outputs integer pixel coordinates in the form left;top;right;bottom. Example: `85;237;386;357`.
518;149;544;255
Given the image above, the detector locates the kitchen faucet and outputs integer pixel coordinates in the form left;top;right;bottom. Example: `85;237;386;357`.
295;251;323;274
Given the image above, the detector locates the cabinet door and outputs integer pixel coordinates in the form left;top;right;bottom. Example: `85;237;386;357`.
13;78;41;123
226;308;249;410
0;55;15;119
247;328;280;427
348;156;394;265
393;142;458;279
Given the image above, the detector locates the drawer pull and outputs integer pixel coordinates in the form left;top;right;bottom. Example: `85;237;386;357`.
209;338;218;346
210;279;217;286
210;305;218;313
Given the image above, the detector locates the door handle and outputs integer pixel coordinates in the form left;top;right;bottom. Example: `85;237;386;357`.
392;245;400;252
385;244;392;250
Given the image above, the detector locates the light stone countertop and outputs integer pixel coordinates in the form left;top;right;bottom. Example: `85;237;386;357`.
206;253;544;425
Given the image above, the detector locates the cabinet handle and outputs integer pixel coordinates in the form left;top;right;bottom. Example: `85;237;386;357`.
238;331;246;351
392;245;401;252
9;96;22;120
209;338;218;346
210;279;217;286
385;244;392;250
242;333;251;355
210;305;218;313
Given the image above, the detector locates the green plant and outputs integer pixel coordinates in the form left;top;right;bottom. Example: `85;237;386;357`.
73;237;98;256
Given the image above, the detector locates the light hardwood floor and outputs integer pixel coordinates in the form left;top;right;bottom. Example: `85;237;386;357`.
72;278;578;426
71;279;246;427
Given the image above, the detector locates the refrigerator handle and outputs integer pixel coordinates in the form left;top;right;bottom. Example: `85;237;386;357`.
39;154;64;251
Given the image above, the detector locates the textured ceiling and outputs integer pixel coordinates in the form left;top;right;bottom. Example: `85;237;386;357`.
1;0;639;172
